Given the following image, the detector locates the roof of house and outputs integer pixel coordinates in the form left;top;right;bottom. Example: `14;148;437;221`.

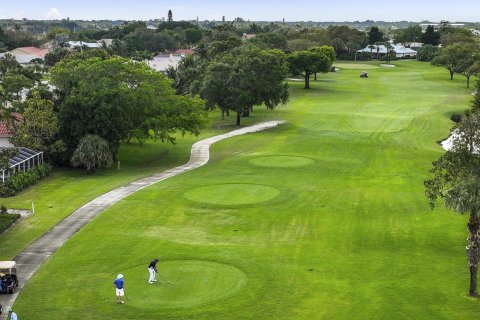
11;47;48;58
68;41;102;48
0;113;23;138
357;44;417;55
174;49;194;55
241;33;256;40
0;52;40;64
148;55;183;72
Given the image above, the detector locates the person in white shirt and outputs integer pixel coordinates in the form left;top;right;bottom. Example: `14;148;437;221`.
8;309;18;320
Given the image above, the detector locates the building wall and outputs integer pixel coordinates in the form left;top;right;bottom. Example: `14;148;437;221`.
0;137;14;148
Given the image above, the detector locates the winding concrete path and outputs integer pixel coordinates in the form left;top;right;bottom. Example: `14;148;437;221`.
0;120;285;310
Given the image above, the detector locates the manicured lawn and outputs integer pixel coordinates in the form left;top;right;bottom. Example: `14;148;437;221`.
9;61;480;319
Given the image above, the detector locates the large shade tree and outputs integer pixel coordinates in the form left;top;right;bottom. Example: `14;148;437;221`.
10;91;66;163
432;44;476;81
287;46;334;89
425;84;480;296
201;47;289;125
51;57;207;158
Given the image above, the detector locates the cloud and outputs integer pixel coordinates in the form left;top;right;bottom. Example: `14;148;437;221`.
46;8;62;20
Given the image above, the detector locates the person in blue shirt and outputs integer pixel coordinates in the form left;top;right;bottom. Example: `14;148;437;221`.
113;274;125;304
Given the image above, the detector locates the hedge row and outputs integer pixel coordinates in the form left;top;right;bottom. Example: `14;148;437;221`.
0;164;52;197
0;213;21;234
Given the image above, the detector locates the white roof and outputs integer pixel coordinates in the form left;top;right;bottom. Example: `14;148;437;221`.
148;55;183;72
0;261;16;269
357;44;417;54
68;41;102;48
0;52;39;65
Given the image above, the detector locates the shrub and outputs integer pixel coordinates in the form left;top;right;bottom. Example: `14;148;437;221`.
0;163;52;197
0;213;21;234
450;112;463;123
0;204;7;214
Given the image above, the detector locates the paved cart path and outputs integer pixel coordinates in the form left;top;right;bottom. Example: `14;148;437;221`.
0;120;285;311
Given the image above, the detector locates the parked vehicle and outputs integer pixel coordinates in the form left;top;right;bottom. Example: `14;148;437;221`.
0;261;18;294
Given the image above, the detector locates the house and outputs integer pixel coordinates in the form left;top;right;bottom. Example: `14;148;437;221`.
356;44;417;59
174;49;194;56
147;49;194;73
147;54;183;73
0;114;44;182
0;147;45;183
241;33;256;41
0;47;48;67
98;39;113;47
0;113;23;148
67;41;102;49
405;42;423;50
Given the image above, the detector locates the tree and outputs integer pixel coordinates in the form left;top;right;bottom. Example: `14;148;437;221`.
1;73;33;106
201;48;289;125
250;33;288;51
185;28;203;44
44;48;69;68
124;29;178;53
384;42;394;64
9;91;66;163
196;27;242;60
421;25;440;46
368;26;385;44
287;46;334;89
51;57;208;158
441;28;476;47
432;44;475;81
0;53;21;76
394;25;422;43
327;25;366;60
165;54;200;95
417;44;438;62
458;55;480;88
425;96;480;296
70;134;113;173
287;39;314;52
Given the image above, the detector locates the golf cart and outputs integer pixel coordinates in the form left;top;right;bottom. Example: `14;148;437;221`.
360;72;368;78
0;261;18;294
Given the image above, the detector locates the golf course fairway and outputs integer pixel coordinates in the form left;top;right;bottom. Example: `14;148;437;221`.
9;61;480;319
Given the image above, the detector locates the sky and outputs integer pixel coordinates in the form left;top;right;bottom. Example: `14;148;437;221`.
0;0;479;22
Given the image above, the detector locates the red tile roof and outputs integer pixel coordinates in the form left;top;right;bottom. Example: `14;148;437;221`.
0;113;23;137
13;47;48;58
174;49;194;55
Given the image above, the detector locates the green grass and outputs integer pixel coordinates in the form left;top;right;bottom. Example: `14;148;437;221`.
8;61;480;319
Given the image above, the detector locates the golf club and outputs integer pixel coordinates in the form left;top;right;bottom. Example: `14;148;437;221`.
156;271;171;284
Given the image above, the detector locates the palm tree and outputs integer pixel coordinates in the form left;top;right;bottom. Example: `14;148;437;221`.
385;42;394;64
71;135;113;174
368;45;375;60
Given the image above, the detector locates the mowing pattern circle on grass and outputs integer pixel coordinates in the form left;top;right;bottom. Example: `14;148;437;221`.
249;155;314;168
119;260;247;309
184;183;280;205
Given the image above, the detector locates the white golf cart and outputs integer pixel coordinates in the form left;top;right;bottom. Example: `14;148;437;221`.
0;261;18;294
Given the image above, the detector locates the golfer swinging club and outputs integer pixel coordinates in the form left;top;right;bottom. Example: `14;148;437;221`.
148;258;159;284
